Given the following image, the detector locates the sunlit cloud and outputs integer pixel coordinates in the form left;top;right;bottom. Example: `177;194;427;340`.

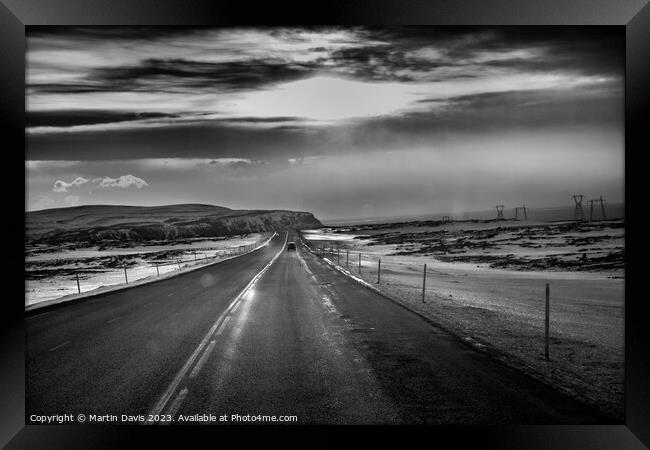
92;174;149;189
52;176;88;192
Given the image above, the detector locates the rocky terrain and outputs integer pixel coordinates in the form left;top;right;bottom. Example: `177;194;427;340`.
332;219;624;274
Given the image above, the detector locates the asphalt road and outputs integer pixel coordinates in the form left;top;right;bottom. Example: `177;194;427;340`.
26;231;605;424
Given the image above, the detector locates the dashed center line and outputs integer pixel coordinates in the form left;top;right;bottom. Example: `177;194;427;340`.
189;340;217;378
165;387;189;418
107;317;120;324
48;340;70;352
168;293;175;297
145;232;287;423
216;316;232;335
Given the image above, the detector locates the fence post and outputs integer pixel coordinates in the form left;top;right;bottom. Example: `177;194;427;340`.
194;252;197;261
156;262;159;277
545;283;550;361
124;266;128;284
337;247;340;264
422;263;427;303
177;260;181;270
377;259;381;283
76;272;81;294
358;253;361;273
346;249;349;266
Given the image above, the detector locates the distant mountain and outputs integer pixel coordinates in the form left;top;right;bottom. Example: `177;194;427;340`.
25;204;322;245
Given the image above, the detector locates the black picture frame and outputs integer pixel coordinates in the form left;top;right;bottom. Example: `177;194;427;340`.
2;0;649;447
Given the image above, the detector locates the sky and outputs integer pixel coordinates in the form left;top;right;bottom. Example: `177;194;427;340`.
25;27;624;221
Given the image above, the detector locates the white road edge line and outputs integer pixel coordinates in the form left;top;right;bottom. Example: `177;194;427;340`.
144;231;287;424
230;301;242;314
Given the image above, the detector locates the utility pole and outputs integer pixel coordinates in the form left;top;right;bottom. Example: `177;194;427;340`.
496;205;504;219
545;283;550;361
514;205;528;221
377;259;381;283
422;264;427;303
573;195;585;221
588;196;607;221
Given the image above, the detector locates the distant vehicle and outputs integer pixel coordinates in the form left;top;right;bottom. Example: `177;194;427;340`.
287;241;297;251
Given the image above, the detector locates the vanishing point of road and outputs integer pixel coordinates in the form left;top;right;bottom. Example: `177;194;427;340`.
26;231;605;424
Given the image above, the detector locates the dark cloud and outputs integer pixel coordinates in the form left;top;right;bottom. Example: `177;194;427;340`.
355;85;622;140
26;83;622;162
31;58;318;95
27;111;305;129
27;110;179;128
26;121;319;161
216;116;303;124
28;26;208;42
328;26;623;81
29;26;623;97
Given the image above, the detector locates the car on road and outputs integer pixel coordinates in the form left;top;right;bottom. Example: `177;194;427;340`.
287;241;296;251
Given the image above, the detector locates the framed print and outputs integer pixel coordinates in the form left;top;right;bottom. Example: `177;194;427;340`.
2;0;649;448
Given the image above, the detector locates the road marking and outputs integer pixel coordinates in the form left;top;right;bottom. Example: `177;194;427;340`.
189;340;217;378
145;231;288;424
216;316;232;335
165;387;189;418
231;301;241;313
48;340;70;352
168;293;174;297
107;317;120;324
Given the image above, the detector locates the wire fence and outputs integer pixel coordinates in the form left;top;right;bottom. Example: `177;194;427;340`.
302;239;622;367
67;234;274;295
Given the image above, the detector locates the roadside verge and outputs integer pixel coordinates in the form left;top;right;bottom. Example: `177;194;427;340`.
25;232;278;315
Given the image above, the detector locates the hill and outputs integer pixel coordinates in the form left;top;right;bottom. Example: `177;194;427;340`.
26;204;322;245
